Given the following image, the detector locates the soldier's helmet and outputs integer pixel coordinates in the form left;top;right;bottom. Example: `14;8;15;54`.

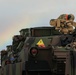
58;14;75;21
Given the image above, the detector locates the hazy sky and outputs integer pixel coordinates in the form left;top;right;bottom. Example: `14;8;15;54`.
0;0;76;50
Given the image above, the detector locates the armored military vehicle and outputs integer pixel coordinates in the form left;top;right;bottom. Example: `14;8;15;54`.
0;14;76;75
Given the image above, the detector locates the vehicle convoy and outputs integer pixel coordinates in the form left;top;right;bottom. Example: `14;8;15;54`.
0;14;76;75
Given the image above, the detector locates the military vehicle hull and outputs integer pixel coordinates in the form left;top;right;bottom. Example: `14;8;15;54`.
1;14;76;75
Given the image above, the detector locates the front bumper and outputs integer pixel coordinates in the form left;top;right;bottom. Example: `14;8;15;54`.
26;60;51;71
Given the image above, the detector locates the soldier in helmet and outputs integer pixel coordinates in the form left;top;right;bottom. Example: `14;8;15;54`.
50;14;76;34
58;14;75;21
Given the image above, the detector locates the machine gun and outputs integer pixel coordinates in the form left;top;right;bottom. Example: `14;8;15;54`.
50;14;76;34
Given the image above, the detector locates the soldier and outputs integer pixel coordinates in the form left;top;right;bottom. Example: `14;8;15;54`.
58;14;75;21
50;14;76;34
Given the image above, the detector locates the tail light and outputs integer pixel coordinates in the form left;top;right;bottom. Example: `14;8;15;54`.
30;47;38;56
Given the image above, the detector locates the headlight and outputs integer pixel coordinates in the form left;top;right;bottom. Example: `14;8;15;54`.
30;47;38;56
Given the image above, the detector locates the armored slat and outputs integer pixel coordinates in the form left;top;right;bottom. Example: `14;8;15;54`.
15;62;22;75
9;64;13;75
4;66;6;75
0;68;1;75
6;65;9;75
12;64;16;75
73;51;76;75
